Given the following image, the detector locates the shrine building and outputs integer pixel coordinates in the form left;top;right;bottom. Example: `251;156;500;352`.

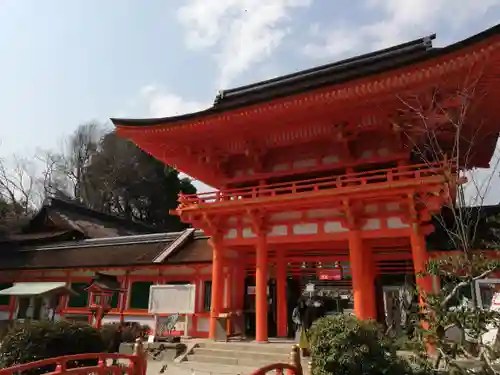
0;198;217;338
111;24;500;342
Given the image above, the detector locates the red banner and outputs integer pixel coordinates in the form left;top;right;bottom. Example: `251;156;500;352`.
317;268;342;280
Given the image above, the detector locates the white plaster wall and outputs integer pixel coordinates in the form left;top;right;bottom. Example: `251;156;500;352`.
293;223;318;235
224;228;238;239
197;317;210;332
387;217;409;229
268;225;287;237
0;311;9;321
324;221;348;233
103;315;121;325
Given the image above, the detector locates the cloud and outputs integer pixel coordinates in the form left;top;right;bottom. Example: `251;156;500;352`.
177;0;312;88
138;85;209;118
304;0;500;59
134;85;214;193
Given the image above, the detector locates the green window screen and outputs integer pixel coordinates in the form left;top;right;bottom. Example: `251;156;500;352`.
0;283;12;306
110;291;120;309
129;282;153;310
203;281;212;312
68;282;89;308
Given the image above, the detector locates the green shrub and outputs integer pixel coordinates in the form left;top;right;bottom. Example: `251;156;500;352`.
308;315;417;375
0;320;105;373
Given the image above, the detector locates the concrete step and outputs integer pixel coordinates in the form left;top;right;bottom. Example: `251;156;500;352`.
186;353;287;368
193;347;290;362
168;361;258;375
195;341;293;355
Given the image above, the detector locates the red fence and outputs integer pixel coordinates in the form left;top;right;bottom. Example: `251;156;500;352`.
250;345;304;375
0;341;305;375
178;161;450;207
0;339;146;375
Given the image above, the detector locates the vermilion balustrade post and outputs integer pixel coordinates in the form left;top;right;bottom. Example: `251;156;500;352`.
288;345;302;375
133;337;147;375
54;359;66;374
97;354;106;375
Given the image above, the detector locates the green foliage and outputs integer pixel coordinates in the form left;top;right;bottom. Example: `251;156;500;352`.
61;126;197;231
0;197;31;236
308;315;417;375
410;251;500;373
0;320;105;373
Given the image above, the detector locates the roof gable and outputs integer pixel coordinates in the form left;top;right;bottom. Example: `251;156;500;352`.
24;198;159;238
0;229;211;270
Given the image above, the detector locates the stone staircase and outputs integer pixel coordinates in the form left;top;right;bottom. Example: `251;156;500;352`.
169;341;302;375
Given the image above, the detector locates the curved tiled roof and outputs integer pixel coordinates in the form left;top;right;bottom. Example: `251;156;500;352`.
111;24;500;128
0;230;211;270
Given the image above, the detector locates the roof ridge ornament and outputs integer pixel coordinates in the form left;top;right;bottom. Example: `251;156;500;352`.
422;35;436;50
214;90;226;105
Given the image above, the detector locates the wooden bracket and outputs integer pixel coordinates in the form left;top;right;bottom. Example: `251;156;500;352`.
406;193;420;224
201;213;224;238
342;199;363;230
247;208;267;235
244;141;266;173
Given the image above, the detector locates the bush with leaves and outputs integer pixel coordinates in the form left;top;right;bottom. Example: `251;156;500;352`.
410;251;500;374
0;320;105;373
308;314;420;375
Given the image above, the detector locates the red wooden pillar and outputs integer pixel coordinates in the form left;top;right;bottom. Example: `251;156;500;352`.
410;223;433;304
8;296;15;320
209;235;224;340
348;230;376;320
410;222;435;353
255;233;268;342
119;271;129;323
276;248;288;337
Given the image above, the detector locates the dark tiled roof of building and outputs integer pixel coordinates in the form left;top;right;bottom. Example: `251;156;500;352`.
111;24;500;127
25;198;160;238
168;233;212;263
0;230;212;270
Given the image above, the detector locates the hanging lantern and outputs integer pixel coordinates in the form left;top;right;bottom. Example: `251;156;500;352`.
84;273;125;328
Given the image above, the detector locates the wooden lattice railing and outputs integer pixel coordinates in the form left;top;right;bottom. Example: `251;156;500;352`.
0;339;147;375
177;161;450;207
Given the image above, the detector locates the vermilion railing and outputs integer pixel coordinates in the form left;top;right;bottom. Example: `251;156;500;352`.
250;363;302;375
0;340;146;375
251;345;303;375
178;161;451;206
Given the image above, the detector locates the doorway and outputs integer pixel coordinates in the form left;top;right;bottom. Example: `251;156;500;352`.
243;276;277;338
242;275;302;338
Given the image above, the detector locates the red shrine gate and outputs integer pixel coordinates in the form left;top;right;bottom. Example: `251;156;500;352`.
112;25;500;342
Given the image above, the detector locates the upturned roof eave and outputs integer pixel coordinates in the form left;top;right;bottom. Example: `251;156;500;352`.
110;24;500;129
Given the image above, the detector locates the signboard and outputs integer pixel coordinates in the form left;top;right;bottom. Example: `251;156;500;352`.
491;292;500;311
317;269;342;280
305;283;315;293
148;284;196;314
